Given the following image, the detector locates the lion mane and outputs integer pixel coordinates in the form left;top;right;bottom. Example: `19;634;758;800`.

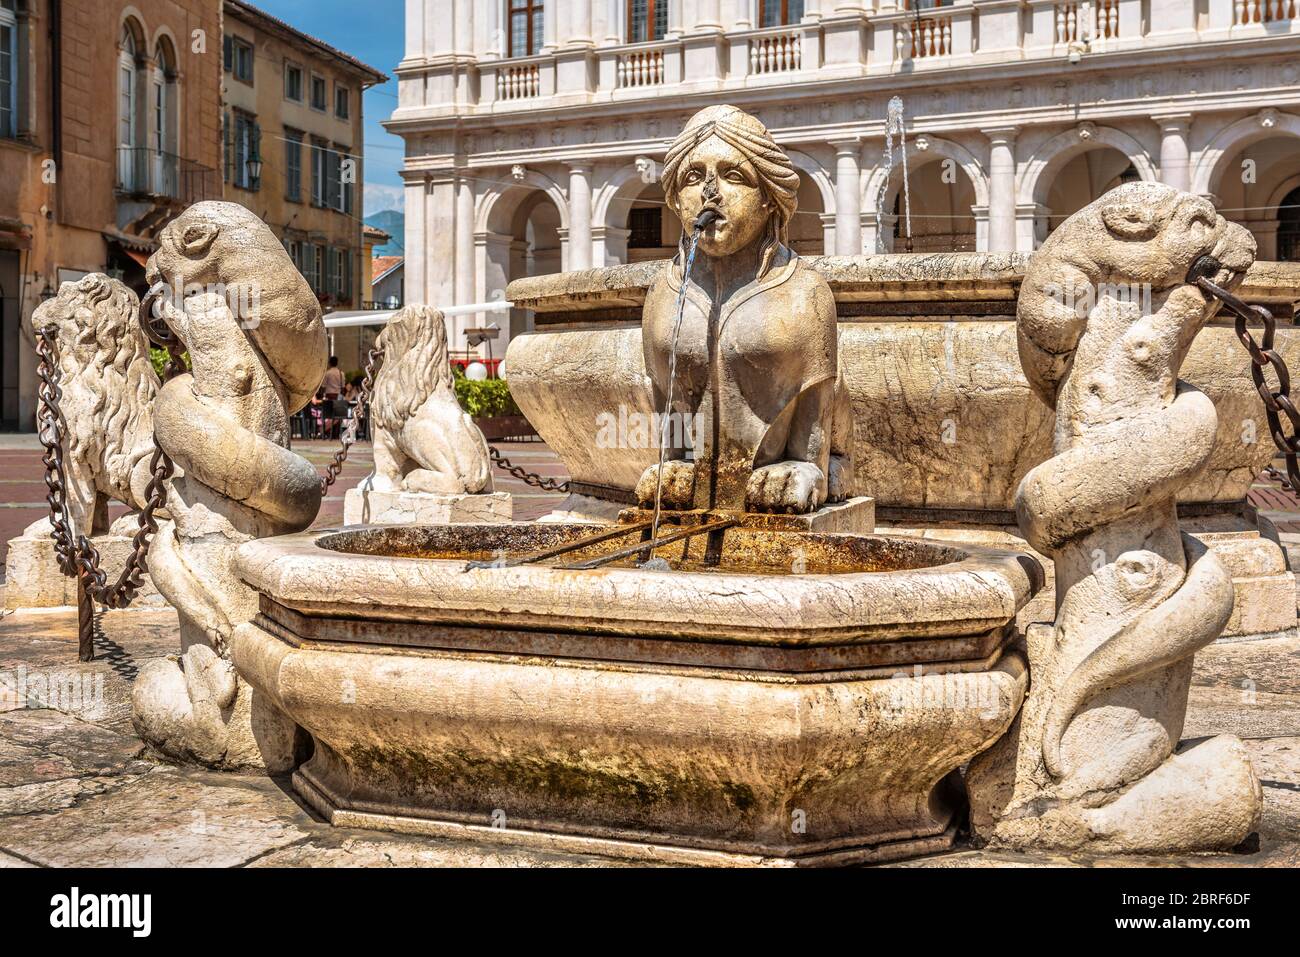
31;274;159;526
371;305;456;432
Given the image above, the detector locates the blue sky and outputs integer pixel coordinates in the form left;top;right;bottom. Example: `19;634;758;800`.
253;0;407;215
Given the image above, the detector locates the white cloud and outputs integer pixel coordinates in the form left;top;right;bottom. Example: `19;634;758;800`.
364;182;405;216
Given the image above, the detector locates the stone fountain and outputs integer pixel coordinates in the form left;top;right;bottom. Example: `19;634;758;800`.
230;107;1043;865
19;107;1274;864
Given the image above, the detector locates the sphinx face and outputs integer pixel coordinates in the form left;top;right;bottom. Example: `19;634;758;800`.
672;136;771;260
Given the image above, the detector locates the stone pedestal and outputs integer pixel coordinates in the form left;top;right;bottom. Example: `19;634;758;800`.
4;531;165;611
344;488;513;526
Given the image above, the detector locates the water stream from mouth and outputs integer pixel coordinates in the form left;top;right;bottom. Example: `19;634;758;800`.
643;214;714;568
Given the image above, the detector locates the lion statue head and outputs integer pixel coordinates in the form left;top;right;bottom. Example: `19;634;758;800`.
30;274;159;520
371;305;456;432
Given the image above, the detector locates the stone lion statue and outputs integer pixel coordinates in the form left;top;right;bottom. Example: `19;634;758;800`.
365;304;493;495
967;182;1261;853
27;274;161;536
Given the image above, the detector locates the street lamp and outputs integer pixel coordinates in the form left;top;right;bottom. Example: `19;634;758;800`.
246;156;263;190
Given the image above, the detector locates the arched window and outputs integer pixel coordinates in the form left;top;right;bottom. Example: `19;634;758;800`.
760;0;804;27
118;22;143;190
152;38;179;196
1279;186;1300;263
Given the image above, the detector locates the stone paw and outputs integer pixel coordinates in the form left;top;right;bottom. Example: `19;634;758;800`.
746;461;825;514
636;460;695;509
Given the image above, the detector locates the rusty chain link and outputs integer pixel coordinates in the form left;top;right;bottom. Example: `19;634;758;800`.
320;347;383;495
35;318;182;615
1190;255;1300;495
489;445;570;492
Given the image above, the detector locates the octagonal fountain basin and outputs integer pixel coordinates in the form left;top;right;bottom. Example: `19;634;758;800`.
232;522;1042;866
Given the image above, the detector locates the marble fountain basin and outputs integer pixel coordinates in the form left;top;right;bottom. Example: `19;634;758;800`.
232;521;1042;866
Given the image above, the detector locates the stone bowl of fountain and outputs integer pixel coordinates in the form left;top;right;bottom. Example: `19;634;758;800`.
233;513;1039;866
230;106;1046;865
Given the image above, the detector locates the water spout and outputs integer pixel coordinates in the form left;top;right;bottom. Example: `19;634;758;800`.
643;218;710;568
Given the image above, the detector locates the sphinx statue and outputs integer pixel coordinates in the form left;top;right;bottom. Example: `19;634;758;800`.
342;304;510;525
131;202;327;771
966;182;1263;853
4;276;167;609
635;105;856;516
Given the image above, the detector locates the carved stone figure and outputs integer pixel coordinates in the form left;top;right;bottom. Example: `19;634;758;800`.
635;105;855;514
131;202;327;770
368;305;492;494
967;182;1263;852
30;275;160;532
342;304;509;525
4;276;167;609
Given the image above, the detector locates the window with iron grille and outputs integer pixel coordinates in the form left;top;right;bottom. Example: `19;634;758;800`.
508;0;543;57
627;0;667;43
628;207;662;249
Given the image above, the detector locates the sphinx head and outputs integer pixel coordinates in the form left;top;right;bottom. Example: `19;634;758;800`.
662;106;800;272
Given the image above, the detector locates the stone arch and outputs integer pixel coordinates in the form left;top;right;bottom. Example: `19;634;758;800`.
1192;110;1300;198
1017;124;1158;207
476;167;569;234
120;8;147;55
862;135;989;214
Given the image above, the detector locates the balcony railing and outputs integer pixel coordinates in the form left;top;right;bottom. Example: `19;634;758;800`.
403;0;1299;112
617;48;664;88
750;30;802;75
1236;0;1297;23
498;62;540;100
116;148;217;205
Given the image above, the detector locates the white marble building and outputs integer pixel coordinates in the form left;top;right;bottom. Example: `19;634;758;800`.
386;1;1300;352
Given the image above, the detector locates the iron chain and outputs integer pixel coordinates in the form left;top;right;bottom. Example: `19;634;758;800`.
1191;260;1300;494
35;325;180;610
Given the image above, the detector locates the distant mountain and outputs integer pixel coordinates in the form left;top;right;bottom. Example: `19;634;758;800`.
364;210;405;258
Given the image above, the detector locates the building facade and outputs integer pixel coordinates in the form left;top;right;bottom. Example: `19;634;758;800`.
0;0;223;431
221;0;386;317
388;0;1300;356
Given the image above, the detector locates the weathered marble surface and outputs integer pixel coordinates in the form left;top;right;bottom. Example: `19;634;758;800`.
966;183;1263;853
1;605;1296;868
130;202;326;772
231;521;1040;863
506;256;1300;512
343;489;512;526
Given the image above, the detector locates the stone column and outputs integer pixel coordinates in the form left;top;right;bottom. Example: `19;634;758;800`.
568;164;594;271
986;127;1018;253
453;0;474;53
605;0;622;42
455;173;476;309
569;2;593;45
1156;114;1192;194
832;138;863;256
404;173;428;304
668;0;685;37
428;174;457;307
695;0;723;29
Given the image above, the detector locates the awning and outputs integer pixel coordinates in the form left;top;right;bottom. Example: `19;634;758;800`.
323;310;395;328
123;248;150;268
